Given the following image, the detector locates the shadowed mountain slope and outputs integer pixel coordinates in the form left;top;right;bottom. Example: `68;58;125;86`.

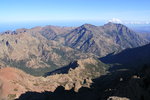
15;63;150;100
100;43;150;70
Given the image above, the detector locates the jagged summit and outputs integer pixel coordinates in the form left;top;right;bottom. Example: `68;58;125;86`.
103;22;127;29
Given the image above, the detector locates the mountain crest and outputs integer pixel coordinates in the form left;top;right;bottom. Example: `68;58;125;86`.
80;23;97;29
65;23;149;56
104;22;125;28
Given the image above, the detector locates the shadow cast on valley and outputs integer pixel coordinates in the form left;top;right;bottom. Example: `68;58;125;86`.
15;65;150;100
15;86;97;100
44;61;78;76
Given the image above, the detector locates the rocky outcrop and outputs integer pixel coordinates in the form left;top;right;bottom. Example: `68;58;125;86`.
46;58;107;79
0;67;86;99
0;57;106;100
107;96;129;100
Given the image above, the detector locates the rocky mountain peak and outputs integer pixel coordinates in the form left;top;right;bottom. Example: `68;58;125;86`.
81;23;96;29
104;22;125;29
79;24;97;30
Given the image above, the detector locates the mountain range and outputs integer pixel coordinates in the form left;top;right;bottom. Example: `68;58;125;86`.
65;22;148;56
0;22;150;100
0;22;148;76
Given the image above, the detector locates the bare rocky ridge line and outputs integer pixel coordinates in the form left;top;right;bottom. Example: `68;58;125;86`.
1;22;149;57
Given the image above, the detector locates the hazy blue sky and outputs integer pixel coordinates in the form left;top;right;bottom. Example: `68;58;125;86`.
0;0;150;31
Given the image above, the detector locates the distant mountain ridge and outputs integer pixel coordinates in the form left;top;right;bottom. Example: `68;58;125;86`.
0;30;93;76
65;22;149;56
0;22;149;76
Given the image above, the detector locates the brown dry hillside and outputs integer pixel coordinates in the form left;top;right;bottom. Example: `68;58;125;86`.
0;58;107;100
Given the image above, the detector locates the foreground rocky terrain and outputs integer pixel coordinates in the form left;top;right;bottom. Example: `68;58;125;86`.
0;58;107;100
12;65;150;100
